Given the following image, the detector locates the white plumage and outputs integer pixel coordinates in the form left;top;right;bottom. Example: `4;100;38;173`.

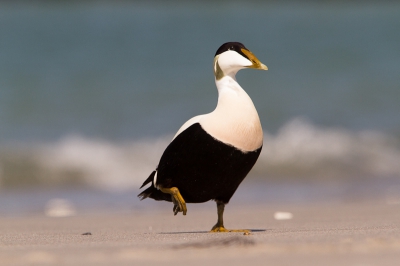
175;47;265;152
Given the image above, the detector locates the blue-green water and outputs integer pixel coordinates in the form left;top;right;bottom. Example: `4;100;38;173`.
0;2;400;192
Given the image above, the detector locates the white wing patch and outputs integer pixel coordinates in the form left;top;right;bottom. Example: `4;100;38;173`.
153;170;158;189
172;114;206;140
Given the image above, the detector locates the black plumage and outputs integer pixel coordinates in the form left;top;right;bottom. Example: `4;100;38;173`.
138;123;261;204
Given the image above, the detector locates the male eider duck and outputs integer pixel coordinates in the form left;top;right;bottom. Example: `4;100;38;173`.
138;42;267;232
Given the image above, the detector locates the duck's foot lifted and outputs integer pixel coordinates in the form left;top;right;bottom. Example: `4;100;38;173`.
209;201;250;233
159;186;187;216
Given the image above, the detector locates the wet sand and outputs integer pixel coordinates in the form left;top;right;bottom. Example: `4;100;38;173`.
0;199;399;266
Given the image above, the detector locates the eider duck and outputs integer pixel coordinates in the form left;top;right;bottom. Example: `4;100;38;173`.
138;42;267;232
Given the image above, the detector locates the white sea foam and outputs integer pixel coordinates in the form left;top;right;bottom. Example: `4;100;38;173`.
36;135;171;191
258;118;400;179
0;118;399;191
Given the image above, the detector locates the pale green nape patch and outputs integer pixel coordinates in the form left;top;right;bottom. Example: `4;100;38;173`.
213;56;224;80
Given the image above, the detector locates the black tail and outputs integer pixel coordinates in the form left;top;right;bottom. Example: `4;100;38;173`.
138;171;172;202
138;185;172;202
138;185;154;200
140;171;156;189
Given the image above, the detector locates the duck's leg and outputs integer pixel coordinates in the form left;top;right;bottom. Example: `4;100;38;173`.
159;186;187;215
210;201;250;233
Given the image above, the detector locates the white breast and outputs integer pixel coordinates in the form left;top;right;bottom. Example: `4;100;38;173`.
200;76;263;152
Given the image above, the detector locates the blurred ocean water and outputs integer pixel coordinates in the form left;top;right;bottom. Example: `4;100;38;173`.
0;1;400;191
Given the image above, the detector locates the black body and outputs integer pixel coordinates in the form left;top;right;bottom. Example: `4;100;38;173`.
138;123;262;204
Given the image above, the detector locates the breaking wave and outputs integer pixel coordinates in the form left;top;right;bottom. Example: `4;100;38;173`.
1;118;399;191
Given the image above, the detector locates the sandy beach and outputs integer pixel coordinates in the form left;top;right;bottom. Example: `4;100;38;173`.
2;2;400;266
1;198;399;266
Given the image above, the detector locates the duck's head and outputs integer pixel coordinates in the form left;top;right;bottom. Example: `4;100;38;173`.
214;42;268;80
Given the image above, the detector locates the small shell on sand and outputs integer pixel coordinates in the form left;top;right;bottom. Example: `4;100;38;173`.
274;212;293;220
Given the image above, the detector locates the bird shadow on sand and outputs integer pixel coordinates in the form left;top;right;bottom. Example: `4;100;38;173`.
159;229;266;234
171;235;261;249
